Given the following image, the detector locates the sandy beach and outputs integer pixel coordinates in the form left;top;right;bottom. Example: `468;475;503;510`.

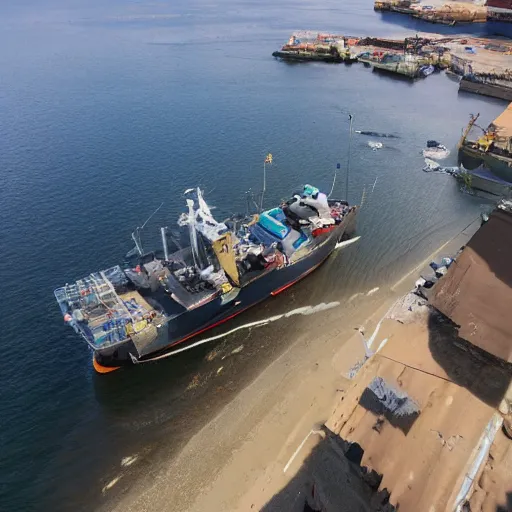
102;220;482;512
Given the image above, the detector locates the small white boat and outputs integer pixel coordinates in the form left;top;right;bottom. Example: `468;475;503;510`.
422;145;450;160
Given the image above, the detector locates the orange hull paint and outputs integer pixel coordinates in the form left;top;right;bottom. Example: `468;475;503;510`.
93;356;121;374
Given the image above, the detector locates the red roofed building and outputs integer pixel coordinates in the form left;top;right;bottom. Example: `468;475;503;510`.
487;0;512;21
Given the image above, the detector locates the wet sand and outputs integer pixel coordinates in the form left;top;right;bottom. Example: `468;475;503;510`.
101;220;481;512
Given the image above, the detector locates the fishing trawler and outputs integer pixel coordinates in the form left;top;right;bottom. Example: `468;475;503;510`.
55;119;365;375
55;185;358;373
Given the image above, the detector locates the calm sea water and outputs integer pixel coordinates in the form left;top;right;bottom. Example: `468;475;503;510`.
0;1;508;510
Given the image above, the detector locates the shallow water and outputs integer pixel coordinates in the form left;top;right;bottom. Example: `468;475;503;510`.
0;0;507;510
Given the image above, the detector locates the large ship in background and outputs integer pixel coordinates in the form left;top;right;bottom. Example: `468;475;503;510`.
55;184;358;373
272;32;357;62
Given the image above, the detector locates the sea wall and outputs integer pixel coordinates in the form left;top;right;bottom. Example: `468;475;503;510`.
459;77;512;100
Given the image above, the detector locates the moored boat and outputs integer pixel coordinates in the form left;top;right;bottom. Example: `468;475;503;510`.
55;186;359;373
272;33;355;63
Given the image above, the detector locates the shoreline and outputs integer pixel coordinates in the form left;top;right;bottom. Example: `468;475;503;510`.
3;2;511;511
104;219;482;512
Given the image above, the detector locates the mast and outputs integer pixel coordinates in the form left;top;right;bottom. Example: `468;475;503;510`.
346;114;354;202
131;228;144;256
186;199;200;269
328;163;341;198
458;113;480;149
261;161;267;212
160;227;170;261
129;202;164;257
261;153;273;211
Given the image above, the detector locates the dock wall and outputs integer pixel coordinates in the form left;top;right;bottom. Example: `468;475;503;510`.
459;78;512;100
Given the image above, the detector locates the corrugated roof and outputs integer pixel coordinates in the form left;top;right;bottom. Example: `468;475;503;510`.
430;209;512;363
325;318;497;511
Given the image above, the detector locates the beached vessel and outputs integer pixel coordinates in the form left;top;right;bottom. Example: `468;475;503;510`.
55;185;359;373
459;108;512;183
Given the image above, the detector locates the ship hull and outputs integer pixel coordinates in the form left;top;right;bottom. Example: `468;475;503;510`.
459;144;512;184
93;208;358;370
272;50;344;63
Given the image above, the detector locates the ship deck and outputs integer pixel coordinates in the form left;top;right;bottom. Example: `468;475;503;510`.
119;290;153;313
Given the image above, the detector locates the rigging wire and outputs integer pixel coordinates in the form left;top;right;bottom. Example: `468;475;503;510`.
140;202;164;229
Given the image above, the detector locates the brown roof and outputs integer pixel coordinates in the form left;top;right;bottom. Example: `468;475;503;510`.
430;208;512;363
325;317;496;511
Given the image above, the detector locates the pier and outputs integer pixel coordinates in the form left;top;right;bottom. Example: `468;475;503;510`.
273;32;512;98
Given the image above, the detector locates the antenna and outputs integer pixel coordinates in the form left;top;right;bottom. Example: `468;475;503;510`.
131;202;164;256
328;163;341;198
260;153;273;212
346;114;354;203
140;202;164;230
261;160;267;212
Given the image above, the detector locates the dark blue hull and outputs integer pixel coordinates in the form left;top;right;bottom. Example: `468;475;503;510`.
94;208;358;369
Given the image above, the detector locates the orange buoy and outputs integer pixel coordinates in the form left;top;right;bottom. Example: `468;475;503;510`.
93;356;121;374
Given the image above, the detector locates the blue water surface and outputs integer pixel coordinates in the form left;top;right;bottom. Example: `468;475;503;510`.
0;0;507;510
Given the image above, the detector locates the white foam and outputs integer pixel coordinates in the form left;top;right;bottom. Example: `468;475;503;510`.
121;455;138;467
137;301;341;363
102;475;122;494
300;302;340;315
335;236;361;250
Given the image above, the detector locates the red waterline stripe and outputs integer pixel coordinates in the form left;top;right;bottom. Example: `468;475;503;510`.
270;260;323;296
146;257;328;359
164;305;253;351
